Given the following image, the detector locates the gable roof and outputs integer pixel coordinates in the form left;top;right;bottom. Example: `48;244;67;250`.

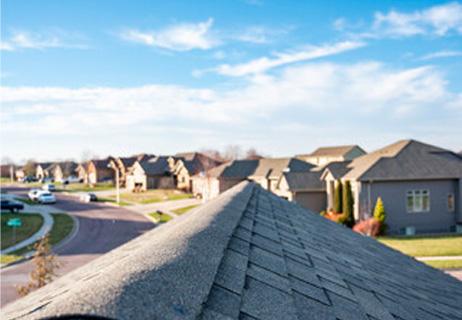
175;152;222;175
318;160;352;180
3;182;462;319
202;158;314;180
90;158;113;170
299;145;364;158
343;139;462;181
139;156;173;176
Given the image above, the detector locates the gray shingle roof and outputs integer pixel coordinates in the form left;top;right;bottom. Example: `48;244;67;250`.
343;139;462;181
282;170;325;191
204;158;314;179
3;181;462;320
299;145;364;158
139;156;172;176
176;153;222;175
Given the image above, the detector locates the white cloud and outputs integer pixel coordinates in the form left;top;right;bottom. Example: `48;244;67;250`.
214;41;365;77
119;18;218;51
373;2;462;37
2;60;460;159
420;50;462;60
1;30;88;51
233;26;291;44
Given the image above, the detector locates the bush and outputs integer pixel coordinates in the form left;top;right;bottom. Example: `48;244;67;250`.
320;210;326;217
342;181;354;228
373;197;387;235
334;179;343;213
353;218;380;237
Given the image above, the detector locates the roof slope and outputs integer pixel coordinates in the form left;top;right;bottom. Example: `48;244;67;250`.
282;170;325;191
176;152;222;175
203;158;313;179
139;156;172;175
344;139;462;181
299;145;363;158
3;182;462;320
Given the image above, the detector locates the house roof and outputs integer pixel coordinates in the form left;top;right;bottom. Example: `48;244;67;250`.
90;158;113;170
3;181;462;320
281;170;325;191
139;156;173;176
298;145;364;158
202;158;314;179
318;160;352;180
343;139;462;181
36;162;53;170
175;152;222;175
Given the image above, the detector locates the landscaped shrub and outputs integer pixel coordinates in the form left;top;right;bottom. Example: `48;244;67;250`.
373;197;387;235
334;179;343;213
353;218;380;237
342;181;354;228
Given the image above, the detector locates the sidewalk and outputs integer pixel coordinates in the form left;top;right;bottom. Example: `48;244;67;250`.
1;194;59;255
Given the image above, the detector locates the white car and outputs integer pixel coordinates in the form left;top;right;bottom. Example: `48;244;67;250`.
80;193;97;203
37;192;56;204
63;176;82;184
42;184;56;192
28;189;43;201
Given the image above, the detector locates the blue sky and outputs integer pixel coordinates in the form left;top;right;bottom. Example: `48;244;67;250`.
1;0;461;162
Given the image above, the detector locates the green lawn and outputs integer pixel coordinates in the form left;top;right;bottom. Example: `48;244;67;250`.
1;212;44;250
96;197;131;207
378;234;462;257
112;189;193;205
15;197;38;205
0;213;74;265
58;183;114;193
148;211;173;223
173;204;200;215
423;259;462;269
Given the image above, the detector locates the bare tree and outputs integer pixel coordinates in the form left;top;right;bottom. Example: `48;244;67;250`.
22;159;37;176
17;235;60;297
245;148;263;160
1;156;14;165
222;145;242;161
200;149;223;162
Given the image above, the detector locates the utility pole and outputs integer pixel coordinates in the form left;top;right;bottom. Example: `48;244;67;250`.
10;165;14;183
108;162;120;205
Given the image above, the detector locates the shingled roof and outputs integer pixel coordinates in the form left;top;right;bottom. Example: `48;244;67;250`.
343;139;462;181
3;182;462;320
139;156;173;176
299;145;364;158
281;170;325;191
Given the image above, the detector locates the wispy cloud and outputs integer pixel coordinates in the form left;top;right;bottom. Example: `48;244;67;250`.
119;18;218;51
214;41;365;77
420;50;462;60
336;2;462;39
233;26;291;44
1;30;88;51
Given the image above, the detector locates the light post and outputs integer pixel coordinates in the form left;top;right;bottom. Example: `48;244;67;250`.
108;162;120;205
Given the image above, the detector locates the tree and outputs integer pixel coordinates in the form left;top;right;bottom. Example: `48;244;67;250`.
334;179;343;213
17;235;60;297
223;145;242;161
245;148;263;160
373;197;387;235
22;159;37;176
342;180;355;228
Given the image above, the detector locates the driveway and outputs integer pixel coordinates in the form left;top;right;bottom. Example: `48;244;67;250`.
0;187;154;307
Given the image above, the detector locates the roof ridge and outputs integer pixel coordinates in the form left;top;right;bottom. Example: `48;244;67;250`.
1;182;255;320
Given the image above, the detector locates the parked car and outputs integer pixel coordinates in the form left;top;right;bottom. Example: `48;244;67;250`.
28;189;43;201
63;176;81;184
80;193;97;203
0;200;24;213
37;192;56;204
22;176;38;183
42;184;56;192
41;177;54;183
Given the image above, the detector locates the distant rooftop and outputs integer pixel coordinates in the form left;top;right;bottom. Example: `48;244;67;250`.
3;182;462;319
299;145;364;158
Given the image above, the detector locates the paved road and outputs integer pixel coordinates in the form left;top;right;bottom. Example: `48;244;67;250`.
0;187;154;307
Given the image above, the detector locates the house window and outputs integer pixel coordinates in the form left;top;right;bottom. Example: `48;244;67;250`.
406;190;430;213
448;193;455;212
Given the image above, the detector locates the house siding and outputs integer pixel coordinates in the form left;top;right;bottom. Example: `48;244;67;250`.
293;191;326;213
359;179;458;234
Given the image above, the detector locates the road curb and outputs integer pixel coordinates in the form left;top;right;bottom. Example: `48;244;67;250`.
53;213;80;252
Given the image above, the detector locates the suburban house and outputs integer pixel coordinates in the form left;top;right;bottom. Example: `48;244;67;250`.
173;152;222;191
110;154;155;187
87;158;115;185
192;158;314;200
324;140;462;234
4;182;462;319
297;144;366;166
47;161;78;181
0;164;16;179
35;162;54;180
125;156;176;191
75;163;87;182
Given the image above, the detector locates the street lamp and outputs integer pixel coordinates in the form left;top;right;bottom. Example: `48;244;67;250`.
108;162;120;205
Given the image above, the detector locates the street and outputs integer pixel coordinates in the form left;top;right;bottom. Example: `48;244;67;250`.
0;187;154;307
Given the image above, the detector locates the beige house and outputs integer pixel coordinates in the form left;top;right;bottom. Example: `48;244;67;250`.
35;162;53;180
126;156;176;191
87;158;115;185
173;152;222;191
297;145;366;166
47;161;78;181
110;154;155;187
76;163;87;182
192;158;314;201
